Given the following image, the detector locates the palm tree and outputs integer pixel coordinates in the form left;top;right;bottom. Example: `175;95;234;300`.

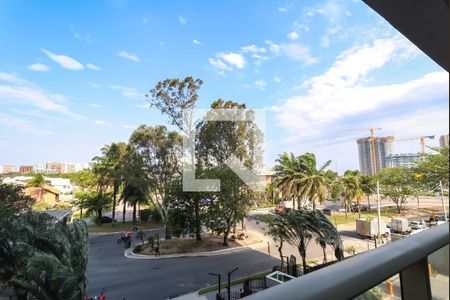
342;173;364;219
6;212;88;299
360;174;376;211
27;173;47;202
297;153;331;210
273;152;303;209
103;142;127;224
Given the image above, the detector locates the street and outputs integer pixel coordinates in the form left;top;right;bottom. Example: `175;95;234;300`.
87;229;279;299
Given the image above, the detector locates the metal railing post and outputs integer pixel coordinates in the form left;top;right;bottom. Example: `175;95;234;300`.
400;257;432;300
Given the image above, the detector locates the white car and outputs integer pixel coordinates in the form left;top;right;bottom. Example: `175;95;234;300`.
410;220;425;230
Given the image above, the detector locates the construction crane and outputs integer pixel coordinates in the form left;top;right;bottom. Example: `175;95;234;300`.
341;127;383;175
394;135;435;161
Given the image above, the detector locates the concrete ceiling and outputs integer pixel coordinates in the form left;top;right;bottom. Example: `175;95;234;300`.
363;0;449;71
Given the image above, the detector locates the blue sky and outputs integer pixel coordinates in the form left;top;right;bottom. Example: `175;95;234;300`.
0;0;448;173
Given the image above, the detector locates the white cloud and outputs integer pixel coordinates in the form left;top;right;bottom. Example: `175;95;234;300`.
41;49;84;70
95;120;107;126
70;24;92;43
135;103;151;109
0;113;53;134
86;63;101;70
89;83;101;88
241;45;266;53
178;16;186;25
109;85;142;99
28;63;49;72
208;58;232;71
320;36;331;47
122;124;135;129
0;72;83;119
287;31;300;41
254;80;266;91
283;43;319;65
278;7;288;12
193;39;202;45
117;51;140;62
272;36;449;141
88;103;101;108
251;54;269;65
274;76;282;83
265;40;281;54
217;52;246;69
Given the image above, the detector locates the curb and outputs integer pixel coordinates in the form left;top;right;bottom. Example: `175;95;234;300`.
89;228;164;236
124;241;266;260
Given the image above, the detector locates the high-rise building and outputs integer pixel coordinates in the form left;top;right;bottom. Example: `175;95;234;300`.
0;165;18;174
46;162;65;174
439;134;449;148
386;153;422;168
357;136;395;175
19;165;34;173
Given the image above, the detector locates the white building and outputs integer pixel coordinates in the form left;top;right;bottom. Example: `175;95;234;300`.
44;177;73;194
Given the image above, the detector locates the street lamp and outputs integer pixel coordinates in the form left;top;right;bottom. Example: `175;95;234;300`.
208;273;221;296
227;267;239;300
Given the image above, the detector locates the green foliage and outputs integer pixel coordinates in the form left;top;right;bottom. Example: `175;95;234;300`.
268;208;344;274
378;167;415;213
0;211;88;299
203;166;254;246
135;230;145;244
133;244;144;253
26;173;47;187
195;99;263;170
414;146;449;190
274;152;331;209
140;208;152;222
0;184;35;222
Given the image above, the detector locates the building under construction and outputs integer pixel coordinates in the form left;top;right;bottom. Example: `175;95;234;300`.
357;136;395;175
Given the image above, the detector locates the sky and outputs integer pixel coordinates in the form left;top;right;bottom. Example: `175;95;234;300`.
0;0;448;173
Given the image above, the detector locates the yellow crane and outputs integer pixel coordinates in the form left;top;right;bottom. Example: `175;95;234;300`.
342;127;383;175
394;135;435;161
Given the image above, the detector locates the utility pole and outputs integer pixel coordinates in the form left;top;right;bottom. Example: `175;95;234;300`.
376;181;382;240
439;181;448;221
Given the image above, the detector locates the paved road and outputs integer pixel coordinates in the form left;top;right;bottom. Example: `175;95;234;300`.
87;230;278;299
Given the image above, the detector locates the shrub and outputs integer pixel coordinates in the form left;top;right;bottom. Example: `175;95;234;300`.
135;230;145;243
147;236;155;249
134;244;143;253
140;209;152;222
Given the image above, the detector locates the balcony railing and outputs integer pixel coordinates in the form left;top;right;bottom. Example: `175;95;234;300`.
246;224;449;300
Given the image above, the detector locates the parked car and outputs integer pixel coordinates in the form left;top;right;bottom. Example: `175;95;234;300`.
322;208;332;216
410;220;425;230
99;216;113;223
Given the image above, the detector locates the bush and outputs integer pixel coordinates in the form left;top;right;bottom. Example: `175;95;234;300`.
141;207;162;223
140;209;152;222
147;236;155;249
136;230;145;243
134;244;143;253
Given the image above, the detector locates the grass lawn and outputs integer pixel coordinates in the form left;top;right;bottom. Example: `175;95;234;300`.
328;207;400;226
135;233;262;255
87;221;162;233
198;271;272;295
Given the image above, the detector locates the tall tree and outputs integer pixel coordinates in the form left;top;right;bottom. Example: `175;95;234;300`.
128;125;182;238
204;166;254;246
360;174;376;211
378;167;414;213
274;152;331;210
342;171;364;218
414;146;449;190
196;99;263;170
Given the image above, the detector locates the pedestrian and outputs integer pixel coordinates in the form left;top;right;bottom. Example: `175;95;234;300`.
155;243;160;257
99;291;106;300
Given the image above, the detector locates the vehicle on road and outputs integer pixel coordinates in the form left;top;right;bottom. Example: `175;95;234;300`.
356;219;390;238
410;220;425;230
322;208;332;216
99;216;114;224
391;218;411;234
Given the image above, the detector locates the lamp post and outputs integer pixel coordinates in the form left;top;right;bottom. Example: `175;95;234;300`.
208;273;221;296
439;181;448;221
227;267;239;300
376;181;382;242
